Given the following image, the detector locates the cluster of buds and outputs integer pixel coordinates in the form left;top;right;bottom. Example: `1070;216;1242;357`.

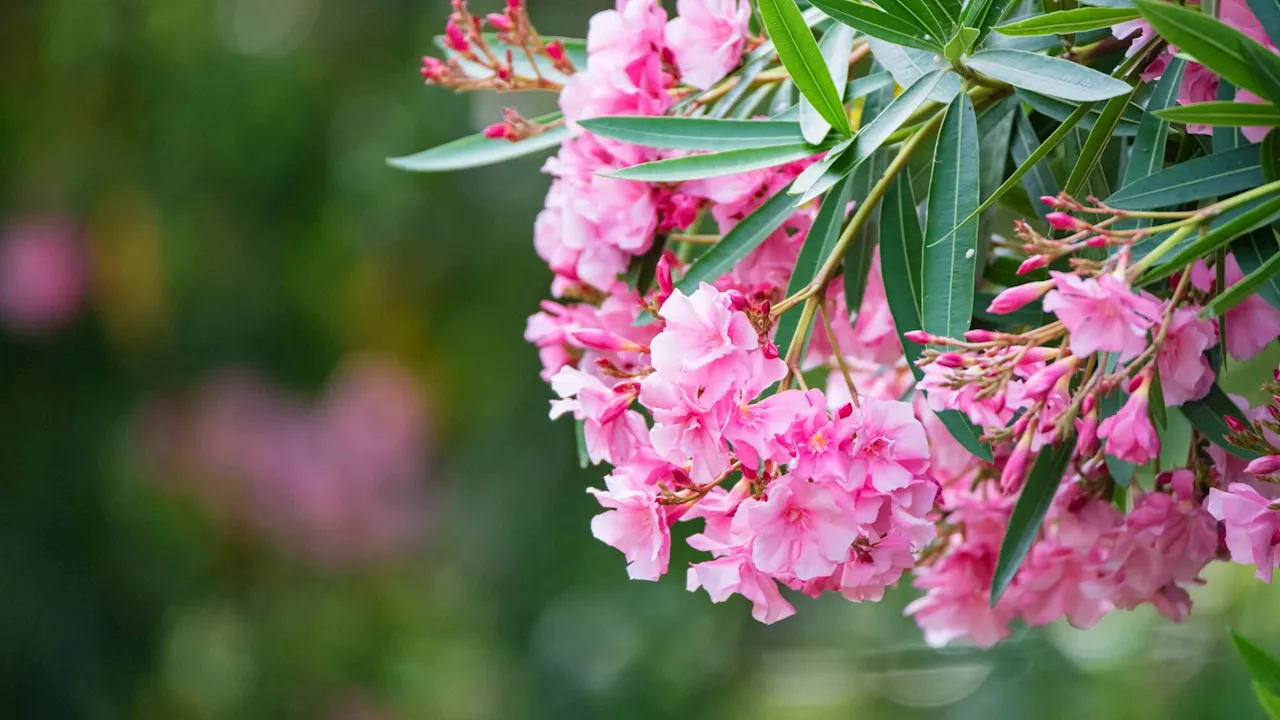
482;107;557;142
421;0;573;93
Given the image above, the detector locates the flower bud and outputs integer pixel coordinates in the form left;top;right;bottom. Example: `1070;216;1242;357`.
1246;455;1280;476
420;56;449;82
1046;212;1079;231
1225;415;1248;432
762;341;779;360
1085;235;1108;248
445;20;469;53
1040;195;1061;208
903;330;933;345
655;253;674;298
1017;254;1049;275
937;353;966;368
836;403;854;419
963;329;997;343
725;290;749;312
986;279;1054;315
1001;431;1034;492
507;0;524;9
545;39;567;63
572;329;645;353
482;123;510;140
1076;409;1099;457
486;12;513;31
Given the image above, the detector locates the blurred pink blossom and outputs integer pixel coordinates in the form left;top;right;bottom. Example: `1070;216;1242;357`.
0;217;87;334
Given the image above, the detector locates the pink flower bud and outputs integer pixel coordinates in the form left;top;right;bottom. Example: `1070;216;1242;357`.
445;20;469;53
903;330;932;345
486;12;513;31
937;353;966;368
420;56;448;82
482;123;509;140
1269;404;1280;423
1246;455;1280;476
1001;431;1034;492
1024;357;1078;398
1046;212;1079;231
598;392;634;425
1076;410;1099;457
725;291;749;312
1017;255;1049;275
572;329;634;352
837;403;854;419
963;329;997;342
986;279;1054;315
545;39;567;63
655;254;674;297
1085;235;1108;248
1225;415;1248;432
1040;195;1060;207
507;0;524;9
762;341;779;360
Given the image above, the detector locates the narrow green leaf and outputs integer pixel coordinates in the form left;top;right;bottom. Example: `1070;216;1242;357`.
1010;110;1057;223
924;93;979;345
578;117;808;151
978;101;1092;222
710;55;772;119
808;0;943;52
760;0;853;136
678;186;800;291
1180;384;1260;460
1123;58;1186;187
1017;88;1144;136
791;138;854;201
1149;366;1169;430
1142;192;1280;284
966;49;1133;101
842;149;889;314
1232;631;1280;700
864;38;962;102
1109;144;1263;210
775;175;857;361
855;70;956;163
606;142;829;182
875;0;953;45
1249;0;1280;49
1156;101;1280;127
991;438;1075;604
1135;0;1278;101
1202;243;1280;317
802;24;858;144
995;7;1140;36
844;72;897;102
1264;129;1280;183
387;114;568;172
945;27;981;62
1233;228;1280;311
1081;0;1136;7
1066;84;1140;197
961;0;1019;44
977;96;1018;239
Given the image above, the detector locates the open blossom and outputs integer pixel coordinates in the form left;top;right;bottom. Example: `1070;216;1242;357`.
1157;306;1217;406
746;475;861;581
1191;256;1280;360
1206;483;1280;582
1098;383;1160;465
1042;272;1162;361
688;554;796;624
588;469;671;581
665;0;752;90
845;398;930;493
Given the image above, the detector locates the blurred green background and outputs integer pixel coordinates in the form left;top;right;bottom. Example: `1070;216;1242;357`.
2;0;1280;717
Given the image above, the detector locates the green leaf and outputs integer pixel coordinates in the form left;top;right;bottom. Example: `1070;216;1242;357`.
1249;0;1280;49
791;138;854;202
842;149;889;314
606;142;829;182
1122;58;1186;187
775;175;857;361
1264;129;1280;183
1017;88;1144;136
855;70;957;164
1244;40;1280;109
978;101;1093;220
924;93;979;346
945;27;981;62
1149;365;1169;430
844;72;897;102
711;54;772;119
1142;192;1280;284
1233;627;1280;707
965;49;1133;101
1109;144;1264;210
808;0;944;52
1065;84;1139;197
1081;0;1136;7
678;186;800;292
880;173;992;462
387;114;568;172
1156;101;1280;127
1233;228;1280;311
977;96;1018;239
875;0;955;45
1011;110;1057;223
961;0;1019;45
864;38;962;102
1135;0;1279;101
1179;384;1260;460
995;7;1140;36
1202;241;1280;317
760;0;854;136
802;24;858;144
991;438;1075;604
578;117;808;151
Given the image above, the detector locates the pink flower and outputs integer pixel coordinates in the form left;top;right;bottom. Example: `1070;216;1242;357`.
1192;256;1280;360
1042;272;1163;361
665;0;752;90
1097;384;1160;465
650;283;759;399
0;218;87;335
1157;306;1217;406
687;555;796;624
845;397;931;493
641;370;732;483
745;475;861;581
835;531;916;603
1205;483;1280;582
722;366;809;469
1247;455;1280;477
1010;542;1110;629
588;469;671;581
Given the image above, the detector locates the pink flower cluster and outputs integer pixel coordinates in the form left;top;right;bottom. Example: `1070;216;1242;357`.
138;355;432;568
